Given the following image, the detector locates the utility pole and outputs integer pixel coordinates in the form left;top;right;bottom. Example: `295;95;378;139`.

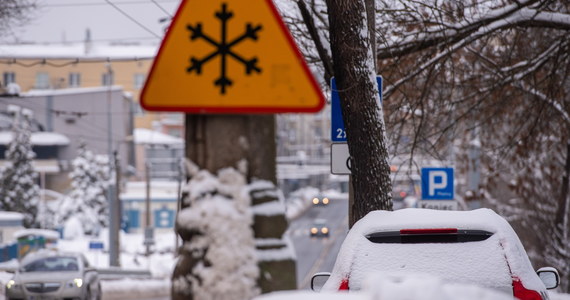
175;158;184;253
106;63;120;267
113;151;121;266
144;160;154;256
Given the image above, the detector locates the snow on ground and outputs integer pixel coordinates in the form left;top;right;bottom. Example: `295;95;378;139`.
285;187;320;220
58;229;178;278
100;278;170;300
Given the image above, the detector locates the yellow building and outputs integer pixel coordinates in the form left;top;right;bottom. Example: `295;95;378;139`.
0;40;183;135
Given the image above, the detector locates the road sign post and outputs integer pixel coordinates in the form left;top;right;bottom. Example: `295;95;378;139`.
146;0;306;296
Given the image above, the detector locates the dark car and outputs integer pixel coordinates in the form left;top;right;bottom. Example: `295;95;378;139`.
312;196;330;206
310;219;330;237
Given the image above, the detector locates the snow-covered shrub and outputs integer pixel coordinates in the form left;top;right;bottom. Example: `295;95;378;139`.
0;113;39;227
173;167;259;300
57;143;109;235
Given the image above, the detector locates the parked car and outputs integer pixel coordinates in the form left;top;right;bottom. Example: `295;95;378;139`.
312;196;330;206
311;208;559;300
310;219;330;237
6;250;101;300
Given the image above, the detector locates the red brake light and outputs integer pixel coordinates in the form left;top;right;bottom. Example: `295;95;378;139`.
339;278;349;291
513;278;543;300
400;228;458;235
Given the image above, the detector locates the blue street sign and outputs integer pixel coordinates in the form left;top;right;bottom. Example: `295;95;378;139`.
89;241;104;250
421;168;454;200
331;76;383;142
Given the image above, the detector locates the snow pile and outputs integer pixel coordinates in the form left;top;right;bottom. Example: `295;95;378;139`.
322;208;545;294
133;128;184;145
250;180;286;217
62;216;85;240
285;187;319;220
56;230;177;278
100;278;170;300
174;167;259;300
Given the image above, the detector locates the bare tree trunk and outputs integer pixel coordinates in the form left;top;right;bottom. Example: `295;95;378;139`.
327;0;393;226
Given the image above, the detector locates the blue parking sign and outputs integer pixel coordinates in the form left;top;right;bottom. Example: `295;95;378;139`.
421;168;454;200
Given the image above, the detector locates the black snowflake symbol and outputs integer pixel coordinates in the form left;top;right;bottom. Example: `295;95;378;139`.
186;3;262;95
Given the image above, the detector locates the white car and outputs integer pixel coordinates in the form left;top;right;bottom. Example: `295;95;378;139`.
6;250;101;300
312;208;559;300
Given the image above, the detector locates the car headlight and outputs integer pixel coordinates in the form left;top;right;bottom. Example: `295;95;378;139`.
6;279;19;289
322;197;329;205
310;227;318;234
321;227;329;234
312;198;319;205
67;278;83;288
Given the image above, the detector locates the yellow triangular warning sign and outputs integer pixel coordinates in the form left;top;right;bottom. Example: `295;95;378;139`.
141;0;325;113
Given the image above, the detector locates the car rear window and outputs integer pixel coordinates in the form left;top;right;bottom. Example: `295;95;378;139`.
366;229;493;244
348;233;513;293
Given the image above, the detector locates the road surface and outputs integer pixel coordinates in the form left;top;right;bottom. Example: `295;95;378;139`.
287;197;349;289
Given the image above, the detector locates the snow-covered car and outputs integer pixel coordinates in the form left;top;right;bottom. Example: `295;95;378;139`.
310;219;330;237
311;208;559;300
5;250;101;300
312;196;330;206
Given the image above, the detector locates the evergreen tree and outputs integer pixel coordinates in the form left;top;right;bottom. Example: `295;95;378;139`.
0;113;39;228
57;142;109;236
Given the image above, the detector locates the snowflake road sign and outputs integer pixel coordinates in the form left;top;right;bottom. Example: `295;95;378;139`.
186;3;262;95
141;0;325;114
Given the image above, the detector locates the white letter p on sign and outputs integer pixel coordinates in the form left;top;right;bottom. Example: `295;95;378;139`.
429;171;447;196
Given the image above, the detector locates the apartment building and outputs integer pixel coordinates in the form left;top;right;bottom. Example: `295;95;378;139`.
0;36;183;136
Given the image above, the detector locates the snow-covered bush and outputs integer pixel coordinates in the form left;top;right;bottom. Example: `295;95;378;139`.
57;143;109;235
0;113;39;227
173;167;259;300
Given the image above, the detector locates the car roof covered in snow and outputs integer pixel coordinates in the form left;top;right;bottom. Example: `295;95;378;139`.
322;208;544;293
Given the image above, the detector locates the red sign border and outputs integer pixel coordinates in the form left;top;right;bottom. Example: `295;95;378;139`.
140;0;325;114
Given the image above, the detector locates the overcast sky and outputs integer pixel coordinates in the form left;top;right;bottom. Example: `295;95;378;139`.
3;0;181;44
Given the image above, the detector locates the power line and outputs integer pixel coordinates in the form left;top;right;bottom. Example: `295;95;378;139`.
150;0;173;17
0;57;154;68
30;0;179;8
104;0;162;38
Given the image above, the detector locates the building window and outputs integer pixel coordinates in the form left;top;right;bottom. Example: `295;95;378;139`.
134;73;145;89
35;72;50;89
102;72;114;86
3;72;15;86
69;72;81;87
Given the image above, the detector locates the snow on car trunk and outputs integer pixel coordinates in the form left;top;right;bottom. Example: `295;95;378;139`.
322;208;545;295
255;272;512;300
